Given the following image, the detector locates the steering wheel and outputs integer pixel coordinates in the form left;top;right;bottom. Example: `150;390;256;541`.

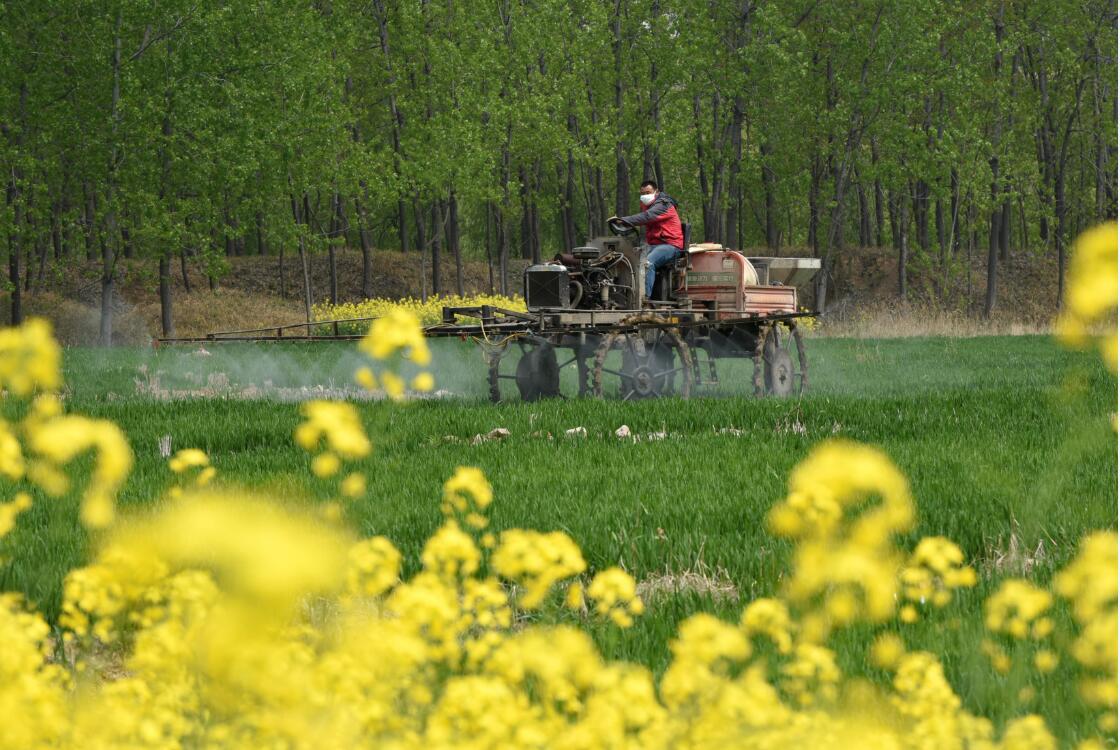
607;216;637;238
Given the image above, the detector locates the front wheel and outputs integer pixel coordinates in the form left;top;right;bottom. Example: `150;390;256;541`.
592;317;693;400
753;322;807;397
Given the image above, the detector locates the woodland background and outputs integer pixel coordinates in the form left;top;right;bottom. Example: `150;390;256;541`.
1;0;1116;343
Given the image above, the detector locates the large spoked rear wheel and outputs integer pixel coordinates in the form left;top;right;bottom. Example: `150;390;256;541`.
592;317;693;400
485;335;593;403
487;337;559;403
753;321;807;398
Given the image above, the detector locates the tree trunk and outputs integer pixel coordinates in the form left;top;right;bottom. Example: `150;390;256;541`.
414;196;428;302
289;192;313;323
726;98;744;249
224;207;236;257
856;170;872;247
23;200;35;293
984;4;1004;319
396;200;409;253
278;242;285;298
6;80;26;325
354;196;373;298
180;249;192;293
255;211;268;256
485;201;495;295
372;0;408;255
101;11;123;347
808;152;821;254
328;193;339;305
83;183;97;261
497;206;509;296
761;141;779;250
871;139;885;246
499;122;513;294
298;236;312;323
449;188;463;295
328;244;338;305
557;163;573;252
121;224;133;259
430;200;443;296
949;168;961;254
532;161;543;263
999;199;1011;261
935;197;946;258
7;170;21;326
912;179;930;251
519;165;532;260
159;254;173;337
985;204;1000;317
58;159;72;258
1055;168;1067;306
563;116;578;247
897;197;909;300
50;200;63;264
612;0;629;218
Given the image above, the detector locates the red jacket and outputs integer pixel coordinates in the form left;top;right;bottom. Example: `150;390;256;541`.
621;193;684;249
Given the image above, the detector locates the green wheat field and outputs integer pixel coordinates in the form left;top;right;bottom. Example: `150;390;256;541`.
2;334;1114;742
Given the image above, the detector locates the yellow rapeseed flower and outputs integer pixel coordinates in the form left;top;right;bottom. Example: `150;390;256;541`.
1056;222;1118;371
29;415;133;528
168;448;209;474
0;318;62;396
421;521;481;581
0;421;25;480
0;492;32;538
442;466;493;528
492;529;587;609
343;536;401;600
985;579;1053;639
1034;649;1059;673
311;452;341;478
340;472;366;498
360;307;431;366
411;372;434;392
294;400;372;459
870;633;906;669
740;598;794;654
587;567;644;628
355;366;377;390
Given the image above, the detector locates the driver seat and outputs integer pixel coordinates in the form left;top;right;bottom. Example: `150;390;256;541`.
651;222;691;302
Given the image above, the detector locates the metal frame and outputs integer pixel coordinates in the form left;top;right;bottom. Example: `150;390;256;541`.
155;305;815;347
152;303;813;401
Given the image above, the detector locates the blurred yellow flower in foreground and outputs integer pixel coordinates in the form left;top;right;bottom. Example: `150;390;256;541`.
0;492;32;538
0;317;61;396
29;415;133;528
294;400;371;459
587;567;644;627
360;307;431;366
1057;222;1118;371
168;448;209;473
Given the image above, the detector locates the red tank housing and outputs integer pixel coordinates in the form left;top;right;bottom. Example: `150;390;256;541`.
678;249;797;319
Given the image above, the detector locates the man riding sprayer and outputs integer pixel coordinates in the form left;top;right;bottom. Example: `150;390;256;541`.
609;179;685;303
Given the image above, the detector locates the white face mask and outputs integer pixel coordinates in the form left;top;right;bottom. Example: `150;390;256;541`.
639;193;656;206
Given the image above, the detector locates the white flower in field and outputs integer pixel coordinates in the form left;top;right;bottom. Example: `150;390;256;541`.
158;435;172;458
615;425;631;439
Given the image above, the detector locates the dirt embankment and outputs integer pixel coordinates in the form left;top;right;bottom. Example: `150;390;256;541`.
21;244;1059;343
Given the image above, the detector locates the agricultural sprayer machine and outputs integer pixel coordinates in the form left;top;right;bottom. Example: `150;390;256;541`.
162;218;820;402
